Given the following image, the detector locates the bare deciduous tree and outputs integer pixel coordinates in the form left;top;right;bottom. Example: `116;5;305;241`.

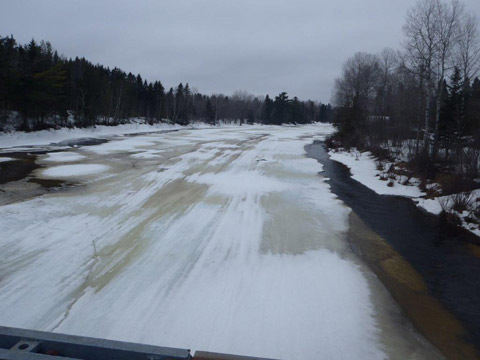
403;0;439;148
333;52;382;138
333;52;381;109
456;13;480;82
378;48;400;118
403;0;465;155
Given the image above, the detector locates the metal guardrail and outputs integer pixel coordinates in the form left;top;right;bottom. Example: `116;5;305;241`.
0;326;191;360
194;352;277;360
0;326;278;360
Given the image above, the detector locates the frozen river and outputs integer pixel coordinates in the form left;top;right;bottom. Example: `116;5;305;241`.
0;124;441;359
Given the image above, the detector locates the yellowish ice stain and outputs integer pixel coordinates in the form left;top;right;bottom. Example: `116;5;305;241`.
348;212;479;360
380;257;426;293
467;243;480;258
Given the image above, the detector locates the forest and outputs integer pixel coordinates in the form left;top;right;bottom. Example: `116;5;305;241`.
331;0;480;205
0;35;332;131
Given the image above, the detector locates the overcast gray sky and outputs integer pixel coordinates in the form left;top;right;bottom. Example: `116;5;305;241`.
1;0;480;102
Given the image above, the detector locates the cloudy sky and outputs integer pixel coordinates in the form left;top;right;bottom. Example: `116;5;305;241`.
1;0;480;102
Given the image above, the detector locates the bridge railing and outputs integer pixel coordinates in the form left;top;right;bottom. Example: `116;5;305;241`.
0;326;277;360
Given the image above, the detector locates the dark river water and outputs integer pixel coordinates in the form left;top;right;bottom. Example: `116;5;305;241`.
306;141;480;354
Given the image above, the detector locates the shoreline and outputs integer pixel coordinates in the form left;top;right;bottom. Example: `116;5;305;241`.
328;147;480;241
347;212;478;359
306;141;480;359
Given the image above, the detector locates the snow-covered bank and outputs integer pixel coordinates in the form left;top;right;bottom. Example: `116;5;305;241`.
0;121;240;150
329;148;480;237
329;149;425;197
415;190;480;237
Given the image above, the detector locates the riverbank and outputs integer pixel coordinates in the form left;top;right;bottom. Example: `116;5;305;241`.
328;147;480;239
307;142;480;359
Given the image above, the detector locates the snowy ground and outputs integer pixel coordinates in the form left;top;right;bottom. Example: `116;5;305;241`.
0;125;440;359
329;149;425;198
415;190;480;237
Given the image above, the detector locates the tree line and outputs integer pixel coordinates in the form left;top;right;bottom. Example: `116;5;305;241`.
332;0;480;186
0;36;332;131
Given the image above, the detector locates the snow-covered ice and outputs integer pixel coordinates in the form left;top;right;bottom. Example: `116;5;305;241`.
0;124;440;359
0;122;183;150
130;150;164;159
0;120;245;151
0;157;14;163
83;136;158;154
41;152;86;162
41;164;109;178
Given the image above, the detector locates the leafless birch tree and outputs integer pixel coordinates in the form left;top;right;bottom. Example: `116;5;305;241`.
403;0;439;149
456;13;480;82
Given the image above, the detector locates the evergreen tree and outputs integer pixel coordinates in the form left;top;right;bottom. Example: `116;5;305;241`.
246;109;255;124
174;83;185;124
184;83;193;123
439;79;454;158
0;35;323;130
166;88;175;121
205;99;216;125
262;95;273;124
272;92;291;124
291;96;303;124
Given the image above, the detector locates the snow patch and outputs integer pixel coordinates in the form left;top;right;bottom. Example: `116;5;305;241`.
0;121;250;151
0;122;187;150
414;198;444;215
188;171;290;196
329;149;425;198
41;152;86;163
83;137;157;154
130;150;164;159
41;164;109;178
415;190;480;237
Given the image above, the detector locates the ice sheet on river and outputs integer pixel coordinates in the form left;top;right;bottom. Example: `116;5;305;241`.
0;124;412;359
41;152;86;163
41;164;110;178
